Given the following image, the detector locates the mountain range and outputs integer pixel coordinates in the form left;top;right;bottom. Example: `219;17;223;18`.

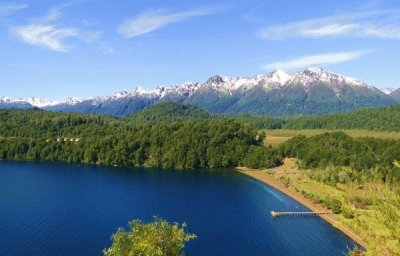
1;67;398;117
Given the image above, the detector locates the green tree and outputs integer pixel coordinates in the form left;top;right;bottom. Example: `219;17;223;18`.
103;218;196;256
331;198;342;214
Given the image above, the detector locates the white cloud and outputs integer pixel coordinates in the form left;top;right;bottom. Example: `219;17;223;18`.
257;10;400;40
11;24;79;52
0;3;28;16
39;1;80;22
118;9;213;38
301;23;360;37
11;1;104;52
263;51;369;70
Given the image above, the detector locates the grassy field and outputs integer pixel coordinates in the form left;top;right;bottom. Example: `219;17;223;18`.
264;129;400;146
265;158;400;255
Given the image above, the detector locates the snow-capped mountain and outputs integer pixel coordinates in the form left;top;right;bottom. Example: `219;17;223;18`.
389;88;400;101
380;88;396;95
24;97;59;107
0;96;83;108
1;68;398;116
0;96;52;109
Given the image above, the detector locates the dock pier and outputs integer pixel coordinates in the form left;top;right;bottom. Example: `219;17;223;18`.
271;211;331;218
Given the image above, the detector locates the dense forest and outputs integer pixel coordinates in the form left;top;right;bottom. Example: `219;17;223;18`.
125;102;286;129
280;132;400;187
282;104;400;131
2;106;400;172
0;109;281;169
124;102;213;124
125;102;400;132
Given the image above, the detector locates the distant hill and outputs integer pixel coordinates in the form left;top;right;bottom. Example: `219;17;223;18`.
1;68;397;117
124;102;212;123
283;104;400;131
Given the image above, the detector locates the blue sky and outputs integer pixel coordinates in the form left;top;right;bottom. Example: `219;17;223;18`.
1;0;400;100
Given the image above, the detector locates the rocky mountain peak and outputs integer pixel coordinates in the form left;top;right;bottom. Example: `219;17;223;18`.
206;75;224;85
267;69;293;84
0;68;396;117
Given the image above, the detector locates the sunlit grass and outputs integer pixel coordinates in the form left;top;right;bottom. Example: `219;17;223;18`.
267;158;400;255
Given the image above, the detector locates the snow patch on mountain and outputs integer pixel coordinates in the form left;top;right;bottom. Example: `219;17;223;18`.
267;69;293;84
0;68;388;108
24;97;59;107
380;88;396;95
291;67;369;88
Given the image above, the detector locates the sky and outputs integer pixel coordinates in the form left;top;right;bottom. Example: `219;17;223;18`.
1;0;400;100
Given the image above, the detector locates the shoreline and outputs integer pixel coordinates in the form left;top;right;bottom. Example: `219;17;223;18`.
235;167;367;249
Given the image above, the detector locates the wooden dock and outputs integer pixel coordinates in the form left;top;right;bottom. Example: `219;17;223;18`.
271;211;332;218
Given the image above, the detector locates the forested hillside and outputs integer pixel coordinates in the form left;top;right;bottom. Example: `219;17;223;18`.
124;103;286;129
280;132;400;185
0;109;280;169
227;104;400;132
124;102;212;124
283;104;400;131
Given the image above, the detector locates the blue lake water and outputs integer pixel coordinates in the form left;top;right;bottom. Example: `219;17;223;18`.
0;161;356;255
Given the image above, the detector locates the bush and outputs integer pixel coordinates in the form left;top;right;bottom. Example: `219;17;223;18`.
342;206;355;219
103;217;196;256
347;247;364;256
331;198;342;214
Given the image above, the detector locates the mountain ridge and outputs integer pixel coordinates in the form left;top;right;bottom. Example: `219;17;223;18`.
1;67;398;116
389;88;400;101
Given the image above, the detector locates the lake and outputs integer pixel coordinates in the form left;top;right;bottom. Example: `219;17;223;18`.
0;161;356;255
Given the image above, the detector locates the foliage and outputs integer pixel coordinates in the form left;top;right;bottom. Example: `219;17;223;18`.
103;218;196;256
124;102;400;132
347;247;364;256
279;132;400;186
272;158;400;255
0;109;282;170
330;198;342;214
218;104;400;132
240;103;400;132
228;114;286;129
283;104;400;131
277;132;400;254
124;102;212;124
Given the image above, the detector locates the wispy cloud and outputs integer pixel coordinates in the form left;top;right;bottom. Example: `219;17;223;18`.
11;24;79;52
0;2;28;16
257;10;400;40
38;0;87;22
118;8;215;38
11;1;102;53
263;50;370;70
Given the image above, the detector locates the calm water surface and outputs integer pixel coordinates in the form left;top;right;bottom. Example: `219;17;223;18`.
0;161;356;255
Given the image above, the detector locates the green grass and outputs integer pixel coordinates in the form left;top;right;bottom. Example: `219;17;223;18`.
269;159;400;255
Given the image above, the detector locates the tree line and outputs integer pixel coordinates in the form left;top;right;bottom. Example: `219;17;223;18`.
0;109;281;169
279;132;400;187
